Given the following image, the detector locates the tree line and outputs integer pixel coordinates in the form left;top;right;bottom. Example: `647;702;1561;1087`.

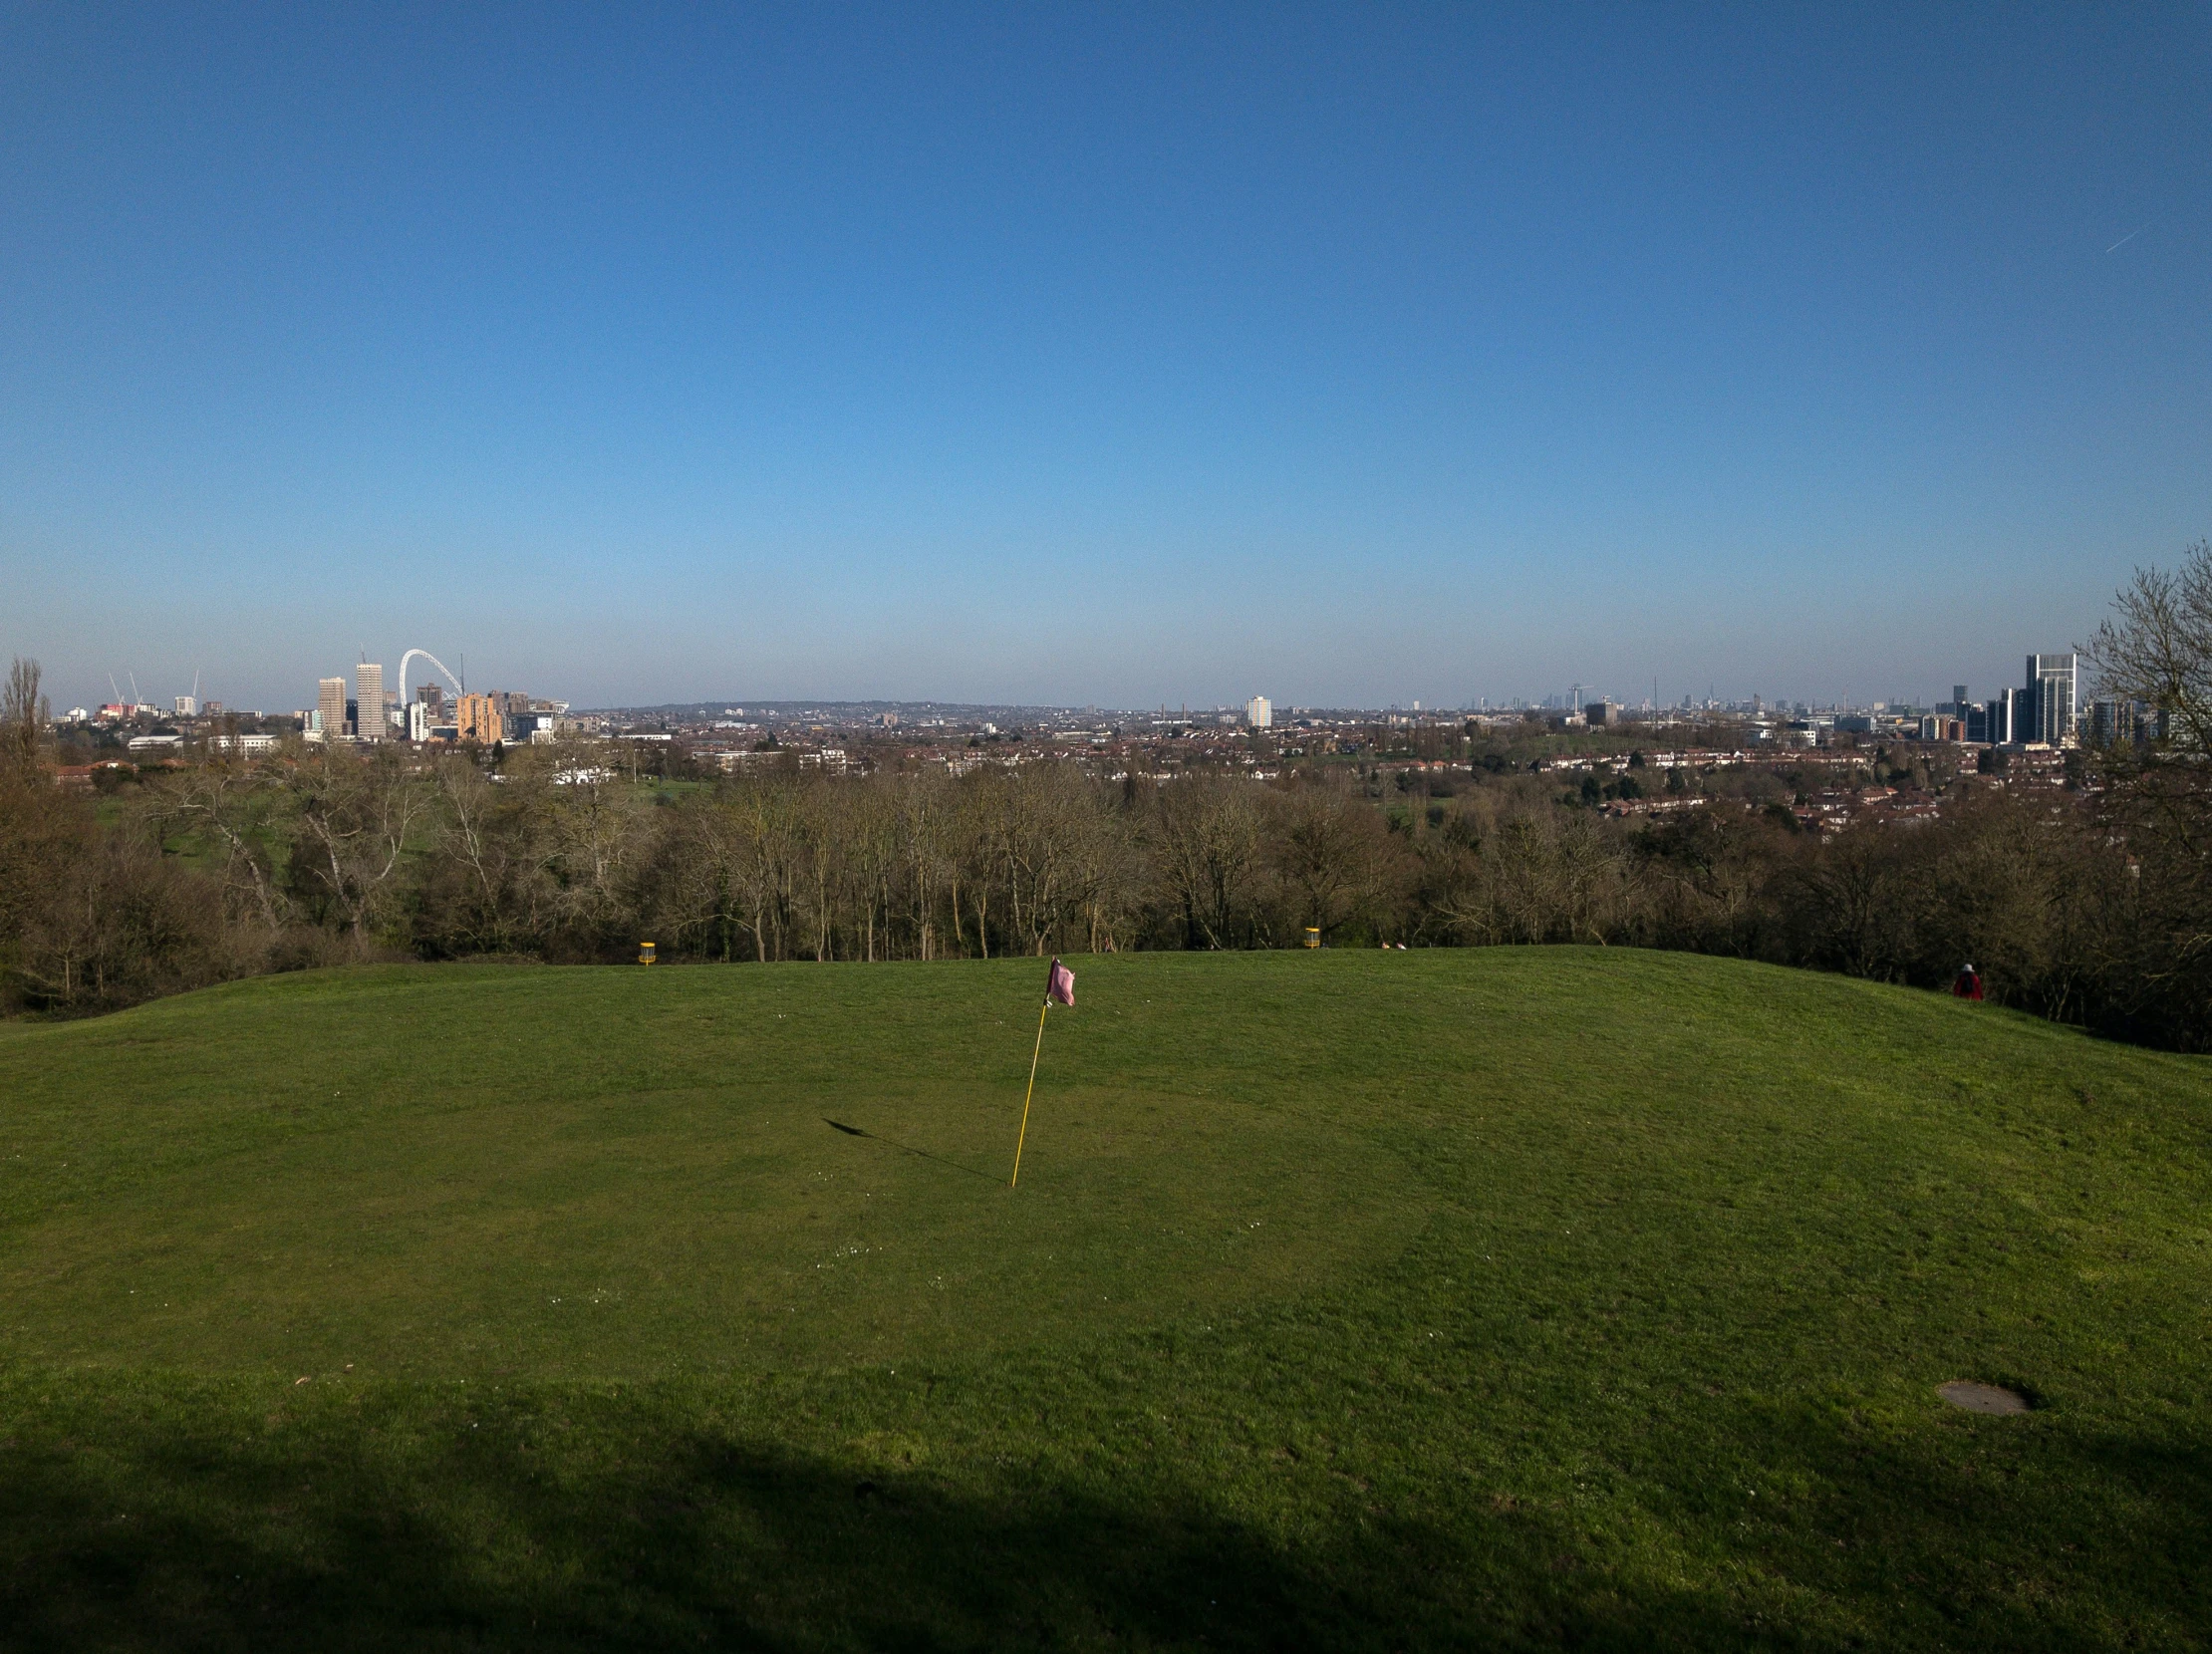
4;545;2208;1046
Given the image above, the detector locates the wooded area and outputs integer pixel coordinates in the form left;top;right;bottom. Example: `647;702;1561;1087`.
1;723;2205;1048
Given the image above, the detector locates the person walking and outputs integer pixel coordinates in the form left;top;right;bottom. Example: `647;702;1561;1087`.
1951;963;1984;1001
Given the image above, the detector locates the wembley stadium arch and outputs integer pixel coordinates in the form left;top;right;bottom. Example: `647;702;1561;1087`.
399;649;464;710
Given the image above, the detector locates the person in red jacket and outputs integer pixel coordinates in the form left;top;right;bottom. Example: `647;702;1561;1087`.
1951;963;1984;1001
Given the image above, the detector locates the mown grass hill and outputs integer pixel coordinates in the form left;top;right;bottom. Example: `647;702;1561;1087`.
2;949;2207;1650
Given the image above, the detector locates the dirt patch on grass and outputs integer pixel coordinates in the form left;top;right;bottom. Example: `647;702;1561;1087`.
1937;1380;2032;1415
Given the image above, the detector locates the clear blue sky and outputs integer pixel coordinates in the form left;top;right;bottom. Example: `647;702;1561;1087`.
2;4;2206;713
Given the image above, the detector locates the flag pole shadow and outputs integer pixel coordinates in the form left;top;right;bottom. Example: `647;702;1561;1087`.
822;1119;995;1180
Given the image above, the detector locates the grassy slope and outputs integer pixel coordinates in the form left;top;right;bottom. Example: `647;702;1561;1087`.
0;950;2206;1651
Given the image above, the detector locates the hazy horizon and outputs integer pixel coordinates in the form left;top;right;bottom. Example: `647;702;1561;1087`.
4;5;2206;714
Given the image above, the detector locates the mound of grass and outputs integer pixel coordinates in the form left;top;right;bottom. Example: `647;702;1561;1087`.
1;950;2206;1650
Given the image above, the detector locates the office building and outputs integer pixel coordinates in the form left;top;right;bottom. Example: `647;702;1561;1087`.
1972;688;2016;746
356;663;388;741
318;677;348;739
2023;653;2078;745
1585;700;1619;727
2087;697;2137;748
1245;694;1271;729
415;683;447;720
174;694;198;717
456;692;505;744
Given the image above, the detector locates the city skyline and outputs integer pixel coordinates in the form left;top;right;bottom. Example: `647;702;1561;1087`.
61;643;2098;736
2;620;2141;723
3;7;2206;711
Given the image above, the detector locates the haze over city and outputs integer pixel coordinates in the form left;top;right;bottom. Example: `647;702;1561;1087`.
2;4;2206;713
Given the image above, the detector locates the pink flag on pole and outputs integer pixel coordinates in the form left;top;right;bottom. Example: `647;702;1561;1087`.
1046;958;1075;1006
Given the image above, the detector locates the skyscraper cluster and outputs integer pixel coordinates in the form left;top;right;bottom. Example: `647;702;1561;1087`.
304;662;568;746
309;663;396;739
1964;653;2079;746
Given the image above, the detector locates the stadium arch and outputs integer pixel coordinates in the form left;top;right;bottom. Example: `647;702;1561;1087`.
399;649;464;713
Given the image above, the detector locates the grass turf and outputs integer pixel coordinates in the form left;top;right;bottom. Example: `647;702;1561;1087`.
0;948;2206;1650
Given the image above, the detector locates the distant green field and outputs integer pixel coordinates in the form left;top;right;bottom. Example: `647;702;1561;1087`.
1;951;2206;1650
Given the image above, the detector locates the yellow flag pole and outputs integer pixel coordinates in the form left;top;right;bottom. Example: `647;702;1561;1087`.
1010;998;1049;1188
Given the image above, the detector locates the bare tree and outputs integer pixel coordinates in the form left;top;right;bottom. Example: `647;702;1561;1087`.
843;779;902;962
1152;775;1263;949
2085;539;2212;1031
994;764;1093;957
2090;539;2212;762
281;744;433;948
3;657;48;774
898;771;956;960
954;769;1008;957
722;774;806;962
1269;782;1391;940
526;747;657;953
143;761;288;932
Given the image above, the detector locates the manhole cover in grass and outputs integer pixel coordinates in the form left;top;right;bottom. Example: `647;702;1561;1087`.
1938;1381;2032;1415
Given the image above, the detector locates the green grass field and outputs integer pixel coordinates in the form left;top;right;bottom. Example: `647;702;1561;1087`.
1;950;2206;1650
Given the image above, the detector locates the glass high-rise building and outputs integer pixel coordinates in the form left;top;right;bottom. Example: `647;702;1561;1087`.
1976;687;2016;745
2087;697;2136;748
2024;653;2078;744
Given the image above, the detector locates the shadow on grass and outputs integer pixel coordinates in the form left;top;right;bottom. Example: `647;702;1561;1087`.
823;1116;996;1180
2;1409;1442;1651
1645;1388;2212;1651
0;1379;1755;1654
3;1377;2208;1651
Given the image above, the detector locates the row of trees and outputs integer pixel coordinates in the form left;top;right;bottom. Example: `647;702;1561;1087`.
4;544;2208;1045
2;728;2204;1046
